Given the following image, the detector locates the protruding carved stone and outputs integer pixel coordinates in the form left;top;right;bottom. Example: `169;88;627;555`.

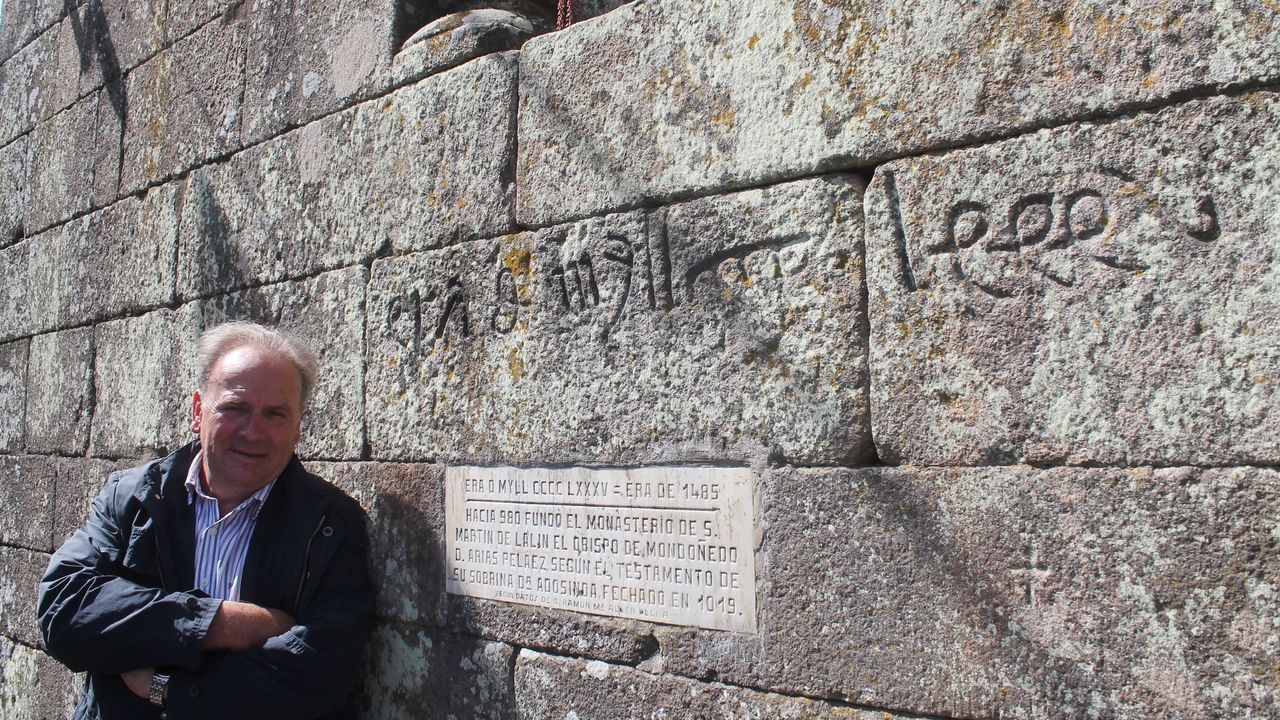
866;92;1280;466
368;175;870;466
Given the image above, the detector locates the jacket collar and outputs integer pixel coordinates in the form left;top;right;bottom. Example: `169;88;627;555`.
132;441;325;600
135;443;201;590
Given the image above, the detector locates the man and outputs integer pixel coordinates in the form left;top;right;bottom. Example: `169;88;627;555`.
38;322;373;719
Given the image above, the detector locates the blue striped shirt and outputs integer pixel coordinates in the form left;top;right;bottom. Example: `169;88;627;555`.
184;452;275;601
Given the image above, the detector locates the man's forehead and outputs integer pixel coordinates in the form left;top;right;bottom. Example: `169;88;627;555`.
211;346;294;376
209;384;296;404
205;346;304;399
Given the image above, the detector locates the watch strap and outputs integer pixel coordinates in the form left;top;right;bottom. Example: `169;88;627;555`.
148;672;170;708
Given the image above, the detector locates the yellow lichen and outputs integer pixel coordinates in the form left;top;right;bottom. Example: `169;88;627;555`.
504;246;533;279
507;347;525;382
712;108;737;129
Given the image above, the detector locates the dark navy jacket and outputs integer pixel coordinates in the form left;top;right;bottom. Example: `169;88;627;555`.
38;442;373;720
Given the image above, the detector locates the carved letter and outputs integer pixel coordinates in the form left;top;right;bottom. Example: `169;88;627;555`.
434;277;470;342
549;266;570;311
1066;189;1107;243
1187;195;1220;242
386;288;423;356
492;266;518;334
882;170;919;291
576;254;600;309
601;234;635;339
946;201;990;252
1007;193;1054;248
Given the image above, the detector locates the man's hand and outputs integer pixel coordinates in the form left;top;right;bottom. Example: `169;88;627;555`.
121;667;153;699
204;601;296;651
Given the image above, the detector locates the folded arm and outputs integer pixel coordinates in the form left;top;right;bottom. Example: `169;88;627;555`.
38;480;221;674
163;515;373;719
38;475;373;719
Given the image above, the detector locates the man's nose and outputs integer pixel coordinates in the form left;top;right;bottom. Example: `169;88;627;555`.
239;411;268;439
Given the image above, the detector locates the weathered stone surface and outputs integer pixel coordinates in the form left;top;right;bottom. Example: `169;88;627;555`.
656;465;1280;720
518;0;1280;226
0;546;50;647
240;0;393;145
37;0;227;102
866;92;1280;466
163;0;235;46
30;14;95;123
0;2;40;63
52;457;136;546
121;18;243;194
24;328;93;455
26;92;118;233
176;52;517;300
28;182;180;332
200;266;366;459
90;0;168;75
0;241;33;342
95;0;230;77
358;624;515;720
0;340;28;452
367;175;869;465
572;0;634;20
515;650;892;719
0;638;81;720
389;9;545;88
0;136;29;247
450;598;657;666
0;0;64;61
90;305;200;458
0;31;45;146
315;461;447;626
0;456;56;551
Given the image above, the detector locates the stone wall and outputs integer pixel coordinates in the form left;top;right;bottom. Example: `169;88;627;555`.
1;0;1277;718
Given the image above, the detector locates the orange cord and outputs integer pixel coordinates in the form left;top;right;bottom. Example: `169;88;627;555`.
557;0;576;29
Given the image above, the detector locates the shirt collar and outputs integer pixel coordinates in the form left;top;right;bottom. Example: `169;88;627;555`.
185;450;277;511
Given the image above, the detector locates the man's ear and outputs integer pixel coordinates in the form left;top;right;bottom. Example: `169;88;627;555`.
190;390;203;434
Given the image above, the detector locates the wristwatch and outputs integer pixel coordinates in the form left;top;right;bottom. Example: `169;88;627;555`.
148;672;170;708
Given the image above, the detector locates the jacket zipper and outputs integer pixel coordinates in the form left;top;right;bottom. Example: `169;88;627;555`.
295;513;327;611
153;524;167;591
150;490;168;591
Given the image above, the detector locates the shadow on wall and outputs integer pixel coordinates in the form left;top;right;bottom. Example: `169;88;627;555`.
184;169;248;297
319;463;523;719
64;0;128;190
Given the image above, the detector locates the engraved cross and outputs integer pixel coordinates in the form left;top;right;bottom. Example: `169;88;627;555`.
1010;546;1052;607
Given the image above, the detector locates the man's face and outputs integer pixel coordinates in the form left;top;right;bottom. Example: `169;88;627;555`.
190;345;304;500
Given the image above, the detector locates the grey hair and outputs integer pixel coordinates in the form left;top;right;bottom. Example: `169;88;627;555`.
197;321;321;406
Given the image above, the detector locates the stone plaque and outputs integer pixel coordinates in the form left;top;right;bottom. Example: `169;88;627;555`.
446;466;757;633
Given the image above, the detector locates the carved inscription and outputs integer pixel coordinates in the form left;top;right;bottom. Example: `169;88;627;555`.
544;222;674;340
915;186;1112;294
380;208;827;354
445;466;757;633
890;169;1223;294
385;276;472;355
383;217;685;352
492;265;519;334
